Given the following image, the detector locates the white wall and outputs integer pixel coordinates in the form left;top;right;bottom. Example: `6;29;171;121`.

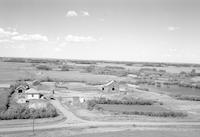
27;94;40;100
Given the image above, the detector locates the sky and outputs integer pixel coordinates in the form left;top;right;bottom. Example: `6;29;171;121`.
0;0;200;63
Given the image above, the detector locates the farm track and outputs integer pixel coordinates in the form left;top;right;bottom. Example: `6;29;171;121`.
1;100;200;134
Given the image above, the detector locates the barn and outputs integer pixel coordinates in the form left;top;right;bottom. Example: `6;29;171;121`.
101;80;119;92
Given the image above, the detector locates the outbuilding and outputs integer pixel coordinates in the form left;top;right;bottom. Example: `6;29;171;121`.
15;83;30;94
101;80;119;93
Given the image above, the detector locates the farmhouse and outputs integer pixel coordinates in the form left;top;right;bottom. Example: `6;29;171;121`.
101;80;119;92
25;88;43;100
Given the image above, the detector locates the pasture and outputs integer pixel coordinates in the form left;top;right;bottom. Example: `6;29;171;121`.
141;84;200;96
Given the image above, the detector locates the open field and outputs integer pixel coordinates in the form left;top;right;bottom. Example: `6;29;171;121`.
141;84;200;96
1;127;200;137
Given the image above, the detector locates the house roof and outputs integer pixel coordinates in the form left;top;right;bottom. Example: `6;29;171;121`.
25;88;40;94
15;81;29;89
16;85;26;89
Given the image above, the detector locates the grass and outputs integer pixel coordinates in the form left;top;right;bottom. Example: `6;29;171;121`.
4;127;200;137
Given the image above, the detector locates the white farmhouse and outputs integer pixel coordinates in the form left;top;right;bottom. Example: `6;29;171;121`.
25;88;43;100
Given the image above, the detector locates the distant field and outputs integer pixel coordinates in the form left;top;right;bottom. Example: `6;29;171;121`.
0;61;121;84
130;66;200;73
0;62;35;82
40;70;121;83
141;84;200;96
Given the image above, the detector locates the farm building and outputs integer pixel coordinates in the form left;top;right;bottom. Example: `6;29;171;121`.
25;88;43;100
15;82;30;93
101;80;119;93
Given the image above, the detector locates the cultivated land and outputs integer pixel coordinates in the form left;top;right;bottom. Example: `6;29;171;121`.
0;57;200;137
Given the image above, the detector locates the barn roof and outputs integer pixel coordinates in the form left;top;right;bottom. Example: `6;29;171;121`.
25;88;40;94
102;80;117;87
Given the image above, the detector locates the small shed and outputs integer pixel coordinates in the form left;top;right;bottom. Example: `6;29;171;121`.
25;88;43;100
101;80;119;93
15;84;30;94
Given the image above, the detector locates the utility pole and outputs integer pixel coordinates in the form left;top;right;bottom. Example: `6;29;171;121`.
32;116;35;135
31;109;36;136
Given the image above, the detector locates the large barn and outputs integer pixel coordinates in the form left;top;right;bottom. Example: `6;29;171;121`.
101;80;119;93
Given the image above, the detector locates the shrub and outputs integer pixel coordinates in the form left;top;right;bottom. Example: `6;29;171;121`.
61;65;70;71
0;103;58;120
121;111;187;117
0;87;15;113
174;95;200;101
85;65;96;73
87;97;155;110
36;64;52;70
39;76;55;82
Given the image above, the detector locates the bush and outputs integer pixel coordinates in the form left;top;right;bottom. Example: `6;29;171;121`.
121;111;187;117
0;103;58;120
36;64;52;70
39;77;55;82
0;87;15;113
174;95;200;101
61;65;70;71
87;97;155;110
85;65;96;73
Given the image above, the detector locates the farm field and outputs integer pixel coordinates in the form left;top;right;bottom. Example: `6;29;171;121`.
141;84;200;96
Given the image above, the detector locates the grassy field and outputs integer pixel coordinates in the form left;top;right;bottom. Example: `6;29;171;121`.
0;62;36;82
69;130;200;137
2;128;200;137
0;61;121;84
141;84;200;96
